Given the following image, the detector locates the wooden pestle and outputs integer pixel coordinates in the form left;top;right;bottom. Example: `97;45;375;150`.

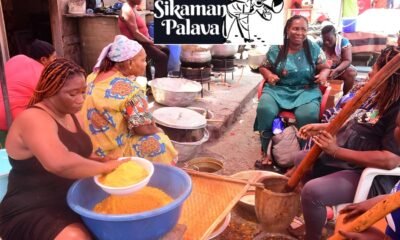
329;192;400;240
285;53;400;192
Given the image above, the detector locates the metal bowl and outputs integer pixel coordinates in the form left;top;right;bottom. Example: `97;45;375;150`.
148;78;202;107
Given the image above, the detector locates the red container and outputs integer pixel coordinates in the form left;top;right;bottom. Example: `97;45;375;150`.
358;0;371;14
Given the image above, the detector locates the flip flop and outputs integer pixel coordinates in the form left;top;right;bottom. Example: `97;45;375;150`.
287;216;306;239
254;158;272;170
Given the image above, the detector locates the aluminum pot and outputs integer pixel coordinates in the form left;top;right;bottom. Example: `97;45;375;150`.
211;44;238;57
248;48;267;70
180;45;212;63
148;78;202;107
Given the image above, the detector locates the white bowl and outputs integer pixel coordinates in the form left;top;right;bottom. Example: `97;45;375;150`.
94;157;154;195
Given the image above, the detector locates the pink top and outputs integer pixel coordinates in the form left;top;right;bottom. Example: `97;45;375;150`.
118;7;150;40
0;55;43;130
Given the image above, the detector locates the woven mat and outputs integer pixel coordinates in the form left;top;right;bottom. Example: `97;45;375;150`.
179;170;251;240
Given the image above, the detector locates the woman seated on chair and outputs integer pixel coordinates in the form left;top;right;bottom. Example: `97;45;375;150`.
0;59;124;239
320;25;357;94
254;15;330;169
81;35;177;164
293;45;400;240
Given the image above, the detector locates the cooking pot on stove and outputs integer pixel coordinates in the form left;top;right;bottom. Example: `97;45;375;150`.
248;47;268;70
211;44;238;57
180;45;212;63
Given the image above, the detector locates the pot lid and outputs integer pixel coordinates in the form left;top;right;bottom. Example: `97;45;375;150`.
153;107;207;129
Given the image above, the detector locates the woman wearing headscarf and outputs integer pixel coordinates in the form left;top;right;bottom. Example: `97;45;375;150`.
81;35;177;164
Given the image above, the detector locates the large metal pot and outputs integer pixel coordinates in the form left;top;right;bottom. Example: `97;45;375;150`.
180;45;212;63
148;78;202;107
248;48;267;70
211;44;238;57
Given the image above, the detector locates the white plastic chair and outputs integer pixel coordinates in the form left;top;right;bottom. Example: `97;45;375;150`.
353;167;400;203
335;167;400;215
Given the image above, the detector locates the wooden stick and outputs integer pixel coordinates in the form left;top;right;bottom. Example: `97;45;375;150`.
286;53;400;192
329;192;400;240
184;168;265;188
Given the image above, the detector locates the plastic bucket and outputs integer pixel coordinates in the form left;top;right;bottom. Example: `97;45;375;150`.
342;18;357;33
0;149;11;202
67;164;192;240
148;22;154;39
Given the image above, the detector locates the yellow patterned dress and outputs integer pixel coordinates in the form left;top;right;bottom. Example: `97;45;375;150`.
81;71;177;164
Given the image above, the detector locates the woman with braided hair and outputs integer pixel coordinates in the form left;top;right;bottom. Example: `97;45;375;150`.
0;58;124;239
254;15;330;169
292;45;400;240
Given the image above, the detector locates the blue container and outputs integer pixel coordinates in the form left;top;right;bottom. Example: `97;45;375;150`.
167;45;181;72
342;18;357;33
0;149;11;202
67;164;192;240
148;22;154;39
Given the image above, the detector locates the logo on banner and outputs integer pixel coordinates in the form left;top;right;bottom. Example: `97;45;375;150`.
154;0;285;44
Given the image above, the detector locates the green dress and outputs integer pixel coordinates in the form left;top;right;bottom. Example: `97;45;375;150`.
262;40;326;110
254;40;326;152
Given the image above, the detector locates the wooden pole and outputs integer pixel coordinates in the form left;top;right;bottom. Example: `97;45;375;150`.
285;53;400;192
0;46;12;129
329;192;400;240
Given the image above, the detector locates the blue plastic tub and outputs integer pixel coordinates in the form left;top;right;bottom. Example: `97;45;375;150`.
67;163;192;240
342;17;357;33
0;149;11;202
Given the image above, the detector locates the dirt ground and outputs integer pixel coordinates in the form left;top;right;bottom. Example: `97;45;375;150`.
202;95;261;176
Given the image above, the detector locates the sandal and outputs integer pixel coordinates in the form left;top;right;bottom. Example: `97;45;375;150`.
287;216;306;239
254;158;273;170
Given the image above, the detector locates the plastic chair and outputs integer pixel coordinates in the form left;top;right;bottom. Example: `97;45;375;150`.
353;167;400;203
257;78;331;120
334;167;400;217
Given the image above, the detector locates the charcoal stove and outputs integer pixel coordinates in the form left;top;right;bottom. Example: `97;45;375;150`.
179;61;212;97
211;56;235;82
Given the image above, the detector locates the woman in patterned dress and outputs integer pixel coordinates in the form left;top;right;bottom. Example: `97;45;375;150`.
81;35;177;164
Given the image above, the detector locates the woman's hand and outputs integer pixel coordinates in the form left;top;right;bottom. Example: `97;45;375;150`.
102;158;129;174
267;73;280;85
314;74;327;85
312;130;338;155
297;123;327;139
338;227;386;240
329;69;340;80
340;195;387;223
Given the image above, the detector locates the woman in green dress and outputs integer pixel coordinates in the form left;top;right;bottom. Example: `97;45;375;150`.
254;15;330;168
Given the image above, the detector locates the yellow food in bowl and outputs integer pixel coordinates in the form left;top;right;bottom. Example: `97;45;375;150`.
98;161;148;187
93;187;173;214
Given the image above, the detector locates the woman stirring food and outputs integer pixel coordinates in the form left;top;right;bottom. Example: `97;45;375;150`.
0;59;124;239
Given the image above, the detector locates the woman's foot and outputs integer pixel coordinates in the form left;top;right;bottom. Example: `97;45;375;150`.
254;157;273;170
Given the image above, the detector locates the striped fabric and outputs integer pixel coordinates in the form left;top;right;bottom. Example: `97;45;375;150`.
343;32;388;53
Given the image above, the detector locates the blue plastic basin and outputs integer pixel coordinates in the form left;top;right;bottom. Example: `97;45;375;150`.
67;163;192;240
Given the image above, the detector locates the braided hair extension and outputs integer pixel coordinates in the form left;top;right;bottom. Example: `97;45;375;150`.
28;58;86;106
274;15;314;76
370;46;400;115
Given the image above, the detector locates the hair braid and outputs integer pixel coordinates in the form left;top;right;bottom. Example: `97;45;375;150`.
369;46;400;114
28;58;86;106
